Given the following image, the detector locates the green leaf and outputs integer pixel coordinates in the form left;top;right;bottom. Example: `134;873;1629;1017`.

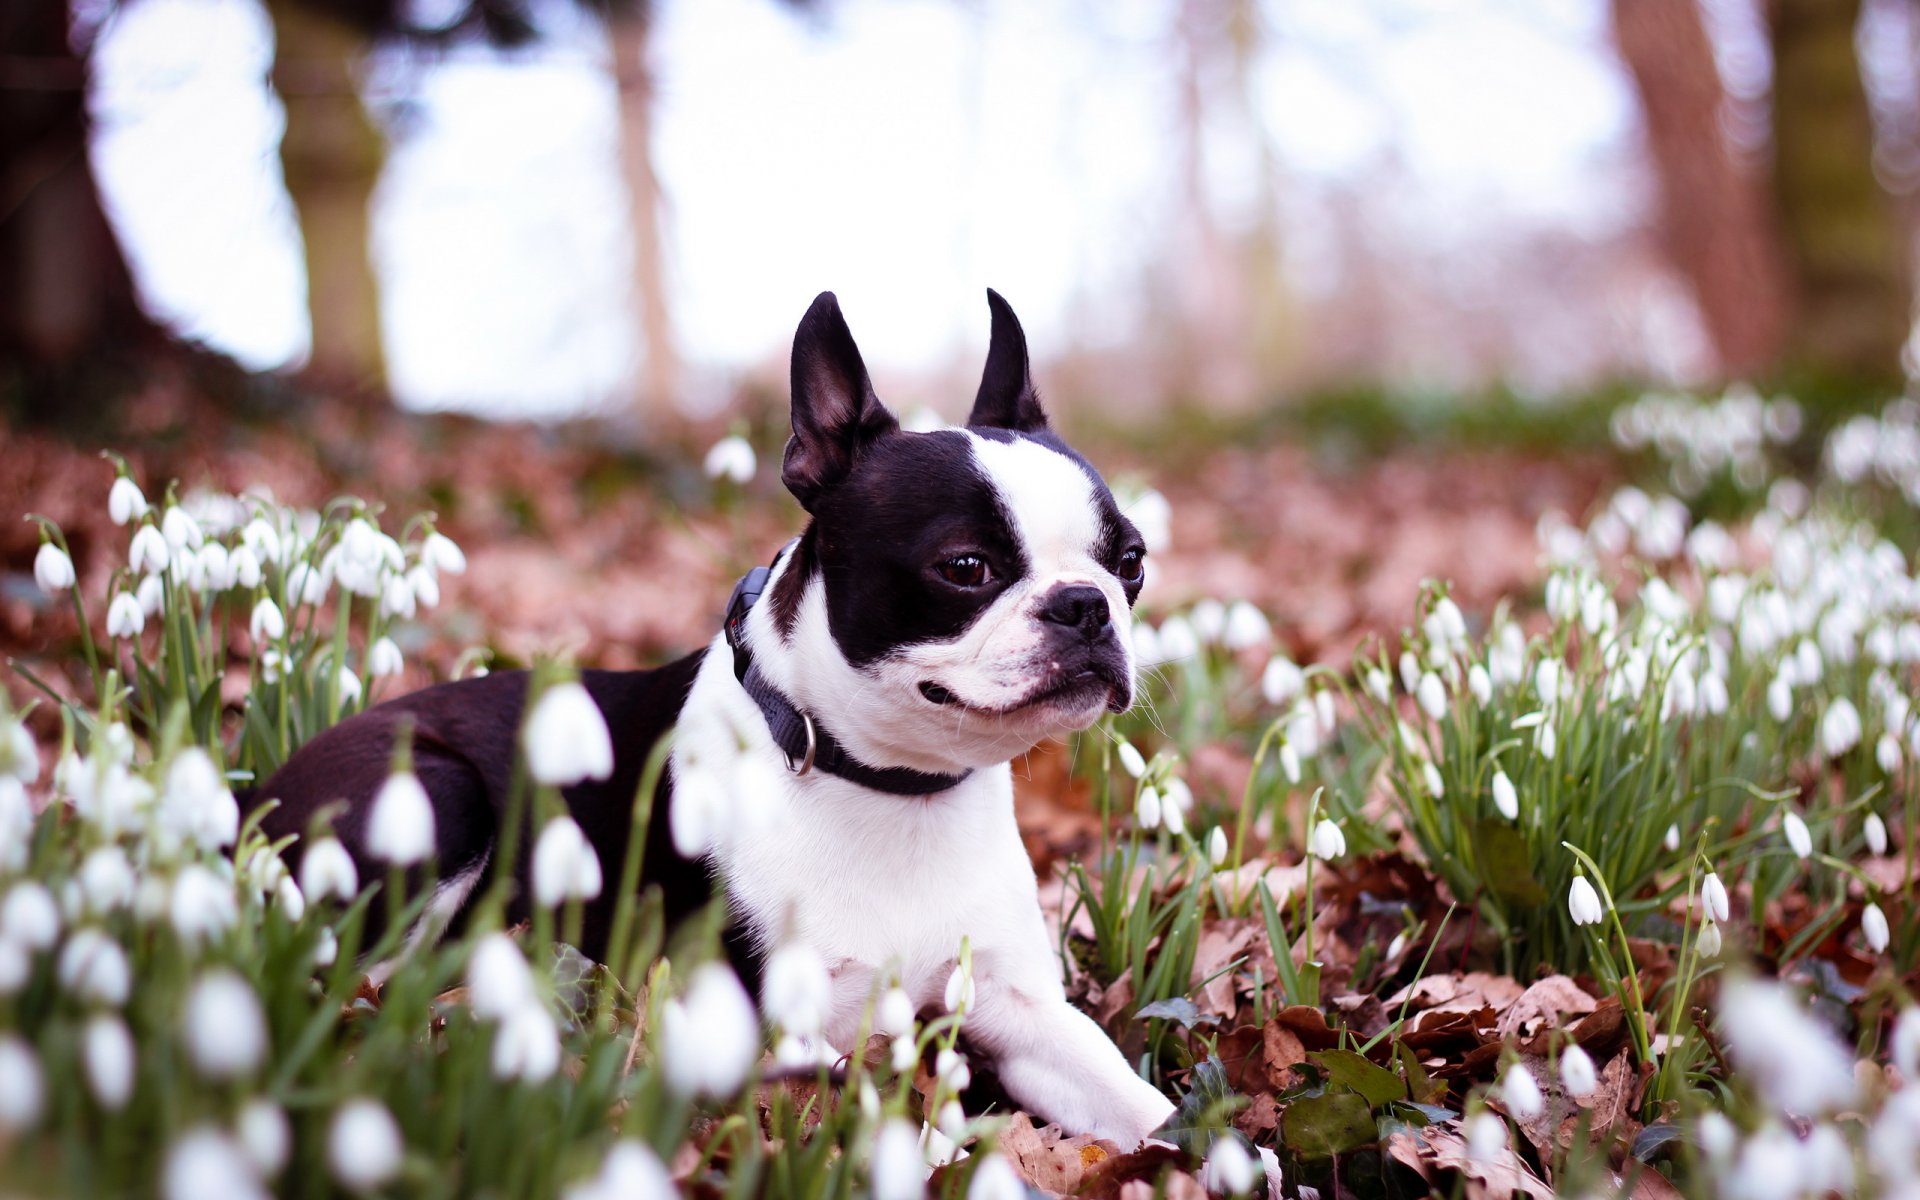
1393;1040;1448;1105
1281;1090;1378;1158
1136;997;1216;1028
1468;818;1547;906
1153;1056;1247;1156
1633;1123;1686;1163
1309;1050;1405;1108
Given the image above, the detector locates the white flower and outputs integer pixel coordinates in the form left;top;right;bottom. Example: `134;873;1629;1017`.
1718;977;1857;1113
3;881;60;948
1568;876;1604;926
1308;819;1345;861
423;531;467;575
1421;761;1445;799
237;1099;290;1176
300;838;360;904
1664;824;1681;852
1208;826;1229;867
79;846;136;913
967;1152;1025;1200
1821;698;1863;758
1499;1063;1543;1118
1134;787;1161;829
57;927;130;1005
1468;664;1492;708
1490;771;1518;821
106;591;145;638
1782;811;1813;860
195;542;233;591
1536;720;1557;760
83;1014;136;1109
130;524;170;574
109;476;148;525
0;1035;42;1132
336;668;363;706
1417;673;1447;722
1116;741;1147;779
1535;659;1560;705
1221;601;1271;650
367;771;436;865
2;722;36;785
1206;1135;1258;1193
33;543;74;593
1261;657;1304;705
1124;488;1171;554
249;598;284;644
163;1127;265;1200
871;1118;928;1200
328;1098;404;1192
0;938;29;995
936;1047;972;1092
467;932;536;1019
406;565;439;609
492;1002;561;1083
563;1140;674;1200
183;969;267;1079
160;748;239;852
1864;902;1891;953
229;545;262;589
704;435;758;483
241;517;282;566
1558;1044;1597;1097
137;574;163;615
661;963;759;1098
1698;922;1722;957
1701;872;1731;924
1867;813;1890;857
877;987;916;1038
379;574;415;620
1879;733;1904;774
891;1034;917;1074
274;876;306;922
1365;668;1392;705
1157;616;1198;661
170;863;239;945
1163;796;1186;834
531;815;603;908
1190;599;1226;644
162;507;203;552
1280;744;1301;785
1893;1006;1920;1079
763;941;833;1038
313;926;338;968
524;681;614;786
1464;1110;1507;1164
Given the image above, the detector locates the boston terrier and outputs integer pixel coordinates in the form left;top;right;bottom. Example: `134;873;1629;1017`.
256;290;1176;1145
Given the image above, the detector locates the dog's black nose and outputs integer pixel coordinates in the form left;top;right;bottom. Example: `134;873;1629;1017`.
1040;584;1111;638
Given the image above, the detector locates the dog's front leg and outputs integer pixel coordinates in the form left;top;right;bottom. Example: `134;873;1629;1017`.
964;979;1175;1146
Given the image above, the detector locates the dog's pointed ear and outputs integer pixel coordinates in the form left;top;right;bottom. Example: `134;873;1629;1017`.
967;289;1049;433
783;291;898;510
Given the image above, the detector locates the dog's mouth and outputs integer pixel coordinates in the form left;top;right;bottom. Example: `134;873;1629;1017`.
919;664;1129;718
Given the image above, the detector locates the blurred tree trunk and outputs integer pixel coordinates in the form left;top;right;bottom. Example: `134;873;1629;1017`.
0;3;169;419
609;2;682;422
1611;0;1791;379
1768;0;1912;384
268;0;389;397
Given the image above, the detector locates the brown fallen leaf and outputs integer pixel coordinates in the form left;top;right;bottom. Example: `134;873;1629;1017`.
1386;971;1527;1019
1495;975;1598;1042
996;1113;1119;1197
1385;1124;1556;1199
1191;921;1258;1019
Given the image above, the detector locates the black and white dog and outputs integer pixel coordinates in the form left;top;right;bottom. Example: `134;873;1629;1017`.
258;290;1175;1144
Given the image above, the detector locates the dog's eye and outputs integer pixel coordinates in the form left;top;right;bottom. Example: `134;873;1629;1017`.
937;554;992;588
1117;548;1145;583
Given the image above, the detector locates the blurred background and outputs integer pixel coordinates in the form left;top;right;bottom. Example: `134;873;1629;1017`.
7;0;1918;426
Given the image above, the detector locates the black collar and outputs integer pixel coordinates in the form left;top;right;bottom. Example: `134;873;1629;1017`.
724;544;973;797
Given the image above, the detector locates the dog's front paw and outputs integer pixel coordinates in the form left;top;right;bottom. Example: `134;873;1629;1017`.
1099;1075;1178;1149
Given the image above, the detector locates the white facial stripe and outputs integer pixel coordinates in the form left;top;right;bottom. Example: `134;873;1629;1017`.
964;433;1103;574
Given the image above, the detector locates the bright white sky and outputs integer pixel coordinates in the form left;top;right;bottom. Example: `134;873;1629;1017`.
87;0;1639;417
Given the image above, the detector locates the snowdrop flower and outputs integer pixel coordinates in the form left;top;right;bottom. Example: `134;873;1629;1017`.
704;434;758;483
1157;615;1198;661
1134;785;1161;830
378;575;415;620
871;1118;928;1200
1131;622;1163;667
563;1140;674;1200
1162;796;1186;834
1699;671;1729;716
1421;761;1445;799
1698;922;1722;957
467;933;536;1020
1535;659;1560;706
335;667;363;706
160;748;239;852
1206;1135;1258;1193
1782;811;1813;860
1364;668;1392;705
1701;872;1731;924
1280;743;1302;785
79;846;136;913
1558;1044;1597;1097
524;681;614;786
247;598;284;644
1190;599;1226;644
0;1035;42;1132
1718;977;1857;1113
106;591;144;638
661;963;760;1098
83;1013;136;1110
1499;1063;1543;1118
1864;902;1891;953
1208;826;1229;867
33;542;75;593
312;926;338;968
763;940;833;1038
423;531;467;575
136;573;163;616
162;506;203;552
1893;1006;1920;1079
1221;601;1271;650
1261;657;1304;705
531;816;603;908
1416;672;1446;721
966;1152;1024;1200
877;987;916;1038
58;927;129;1005
936;1047;972;1092
229;545;262;589
0;938;30;995
1867;813;1890;857
194;542;233;592
163;1127;265;1200
1124;488;1171;554
944;960;975;1013
367;771;435;865
1491;771;1518;821
1398;650;1421;694
1464;1110;1507;1164
1767;674;1793;723
171;864;238;945
183;969;267;1079
492;1002;561;1083
328;1098;404;1192
1308;819;1345;861
1879;733;1904;774
238;1099;290;1176
130;523;170;575
406;565;439;609
1536;722;1557;760
4;881;60;948
1664;824;1681;852
891;1034;917;1074
1115;740;1147;779
1568;877;1604;926
300;838;359;904
1821;698;1862;758
1467;664;1492;709
109;476;148;525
